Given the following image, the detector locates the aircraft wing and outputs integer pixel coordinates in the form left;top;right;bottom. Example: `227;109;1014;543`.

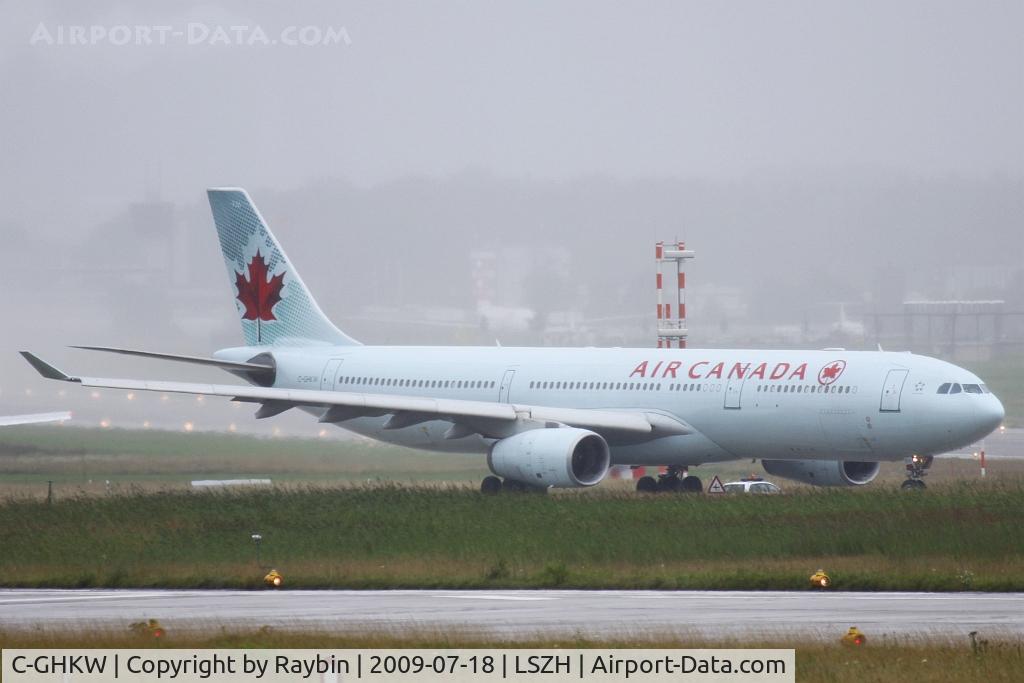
69;345;274;373
21;352;688;439
0;411;71;427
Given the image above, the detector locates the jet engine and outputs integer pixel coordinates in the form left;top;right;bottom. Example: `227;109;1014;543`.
761;459;880;487
487;428;611;488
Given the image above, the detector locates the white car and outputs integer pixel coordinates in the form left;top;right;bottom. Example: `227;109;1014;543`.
723;479;782;494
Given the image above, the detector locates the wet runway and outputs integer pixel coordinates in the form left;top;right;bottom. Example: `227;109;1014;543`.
943;427;1022;459
1;589;1021;640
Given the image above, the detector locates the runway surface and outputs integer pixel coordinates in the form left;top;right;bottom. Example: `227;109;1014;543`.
1;589;1021;640
944;427;1022;459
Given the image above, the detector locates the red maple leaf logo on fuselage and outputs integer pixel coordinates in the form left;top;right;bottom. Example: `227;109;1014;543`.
817;360;846;385
235;250;285;322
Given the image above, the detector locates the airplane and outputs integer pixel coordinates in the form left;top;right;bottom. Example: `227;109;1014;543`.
0;411;71;427
21;188;1005;493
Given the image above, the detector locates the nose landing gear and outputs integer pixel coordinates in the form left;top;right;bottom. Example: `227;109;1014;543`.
901;454;933;490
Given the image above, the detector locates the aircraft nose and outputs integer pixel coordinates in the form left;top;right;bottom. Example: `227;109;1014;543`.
977;395;1005;436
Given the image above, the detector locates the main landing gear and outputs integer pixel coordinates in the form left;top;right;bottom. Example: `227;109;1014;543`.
901;454;933;490
636;466;703;494
480;476;547;495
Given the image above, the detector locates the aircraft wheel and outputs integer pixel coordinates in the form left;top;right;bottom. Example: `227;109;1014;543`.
900;479;926;491
658;476;682;492
502;478;528;493
680;475;703;493
481;476;503;495
636;476;658;493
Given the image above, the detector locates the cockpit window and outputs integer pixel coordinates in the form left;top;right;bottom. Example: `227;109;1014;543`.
937;383;951;394
963;384;983;394
981;384;991;394
949;383;962;394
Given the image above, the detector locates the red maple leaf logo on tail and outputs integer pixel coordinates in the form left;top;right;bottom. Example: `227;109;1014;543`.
235;250;285;322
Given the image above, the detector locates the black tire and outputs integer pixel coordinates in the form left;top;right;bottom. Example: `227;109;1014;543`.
901;479;926;490
481;476;502;495
658;476;682;492
680;475;703;493
636;476;658;493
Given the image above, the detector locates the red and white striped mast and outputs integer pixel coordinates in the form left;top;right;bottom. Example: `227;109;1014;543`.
655;240;695;348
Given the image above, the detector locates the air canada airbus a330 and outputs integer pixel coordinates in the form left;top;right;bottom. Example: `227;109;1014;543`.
22;189;1005;492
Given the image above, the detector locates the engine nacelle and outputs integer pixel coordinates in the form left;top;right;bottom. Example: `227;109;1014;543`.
761;459;880;487
488;428;611;488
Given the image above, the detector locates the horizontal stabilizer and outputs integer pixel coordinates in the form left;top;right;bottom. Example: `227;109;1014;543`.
0;411;72;427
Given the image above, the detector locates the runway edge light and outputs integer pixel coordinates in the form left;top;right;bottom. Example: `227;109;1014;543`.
129;618;166;639
810;569;831;588
841;626;866;646
264;568;283;588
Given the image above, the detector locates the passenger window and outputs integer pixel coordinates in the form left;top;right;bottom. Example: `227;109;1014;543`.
963;384;982;394
949;384;962;394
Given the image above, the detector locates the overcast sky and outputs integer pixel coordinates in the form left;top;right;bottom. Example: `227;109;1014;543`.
2;1;1021;231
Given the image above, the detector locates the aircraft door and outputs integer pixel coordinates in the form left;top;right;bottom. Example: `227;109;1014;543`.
321;358;344;391
880;368;909;412
498;369;516;403
724;376;745;409
724;363;750;409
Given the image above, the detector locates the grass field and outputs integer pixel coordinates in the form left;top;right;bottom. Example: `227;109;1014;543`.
1;628;1021;683
3;430;1022;682
1;479;1023;591
0;426;492;494
0;426;1016;500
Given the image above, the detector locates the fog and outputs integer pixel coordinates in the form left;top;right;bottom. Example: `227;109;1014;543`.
2;1;1021;434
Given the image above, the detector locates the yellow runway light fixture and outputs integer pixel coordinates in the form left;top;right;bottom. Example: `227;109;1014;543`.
810;569;831;588
264;569;283;588
841;626;866;646
129;619;166;639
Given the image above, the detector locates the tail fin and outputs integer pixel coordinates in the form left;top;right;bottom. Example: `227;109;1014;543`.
207;188;359;347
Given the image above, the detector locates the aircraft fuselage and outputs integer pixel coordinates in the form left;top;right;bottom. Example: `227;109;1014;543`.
216;345;1004;467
